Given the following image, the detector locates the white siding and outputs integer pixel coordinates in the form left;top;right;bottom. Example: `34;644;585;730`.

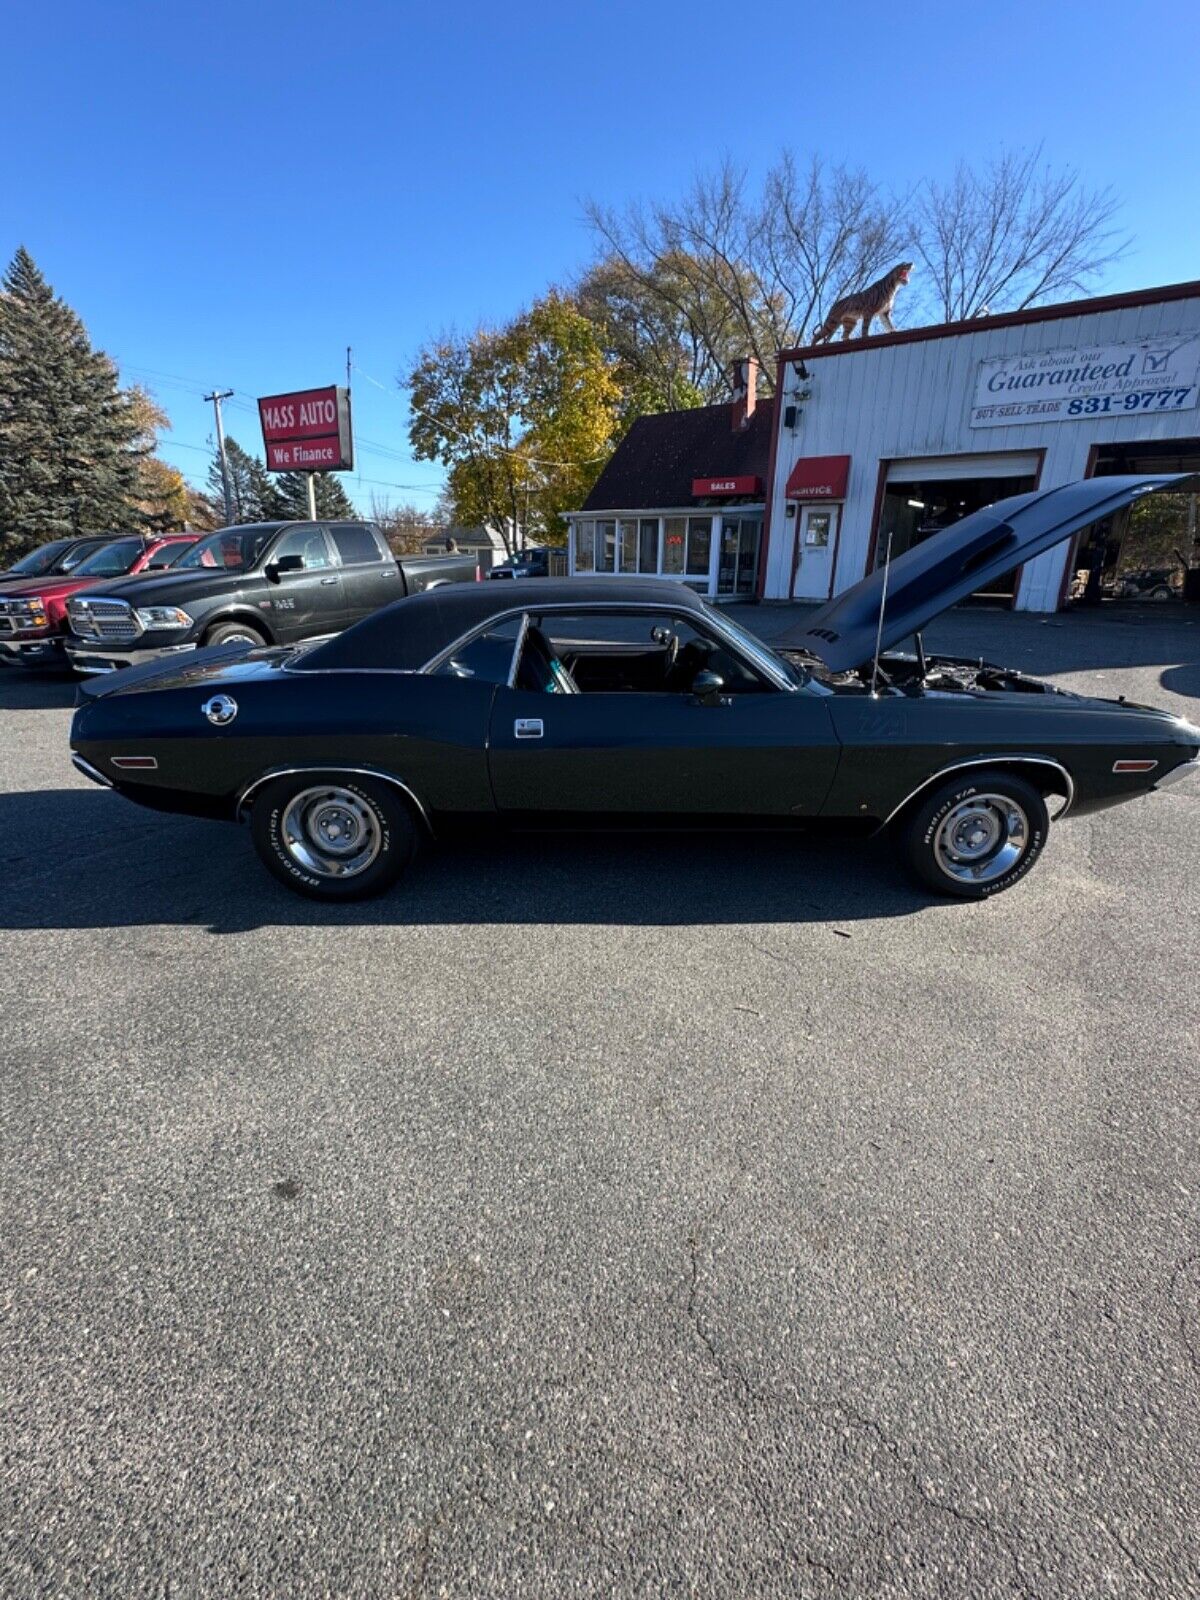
765;293;1200;610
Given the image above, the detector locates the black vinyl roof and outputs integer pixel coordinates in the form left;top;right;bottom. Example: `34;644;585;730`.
582;398;775;511
299;578;710;672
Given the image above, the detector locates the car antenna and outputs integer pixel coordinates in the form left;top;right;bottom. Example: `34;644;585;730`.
914;630;928;680
869;527;894;697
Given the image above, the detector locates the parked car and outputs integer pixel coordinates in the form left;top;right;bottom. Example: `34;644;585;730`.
489;547;551;579
63;520;479;674
0;535;118;585
0;534;197;669
69;475;1200;903
1116;567;1182;600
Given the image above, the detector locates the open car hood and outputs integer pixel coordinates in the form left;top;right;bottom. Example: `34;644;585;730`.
793;473;1199;673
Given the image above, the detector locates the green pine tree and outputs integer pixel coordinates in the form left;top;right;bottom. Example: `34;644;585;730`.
208;436;280;525
269;470;356;520
0;246;144;545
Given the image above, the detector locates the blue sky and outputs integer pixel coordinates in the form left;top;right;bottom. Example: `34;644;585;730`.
6;0;1198;512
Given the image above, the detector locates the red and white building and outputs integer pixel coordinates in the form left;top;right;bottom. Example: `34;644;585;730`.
566;279;1200;611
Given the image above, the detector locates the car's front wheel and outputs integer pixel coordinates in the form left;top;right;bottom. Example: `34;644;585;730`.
901;770;1049;899
249;773;418;900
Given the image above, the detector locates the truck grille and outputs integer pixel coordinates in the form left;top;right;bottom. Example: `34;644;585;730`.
69;598;141;641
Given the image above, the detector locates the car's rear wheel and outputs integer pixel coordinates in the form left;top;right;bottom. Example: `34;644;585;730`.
901;770;1049;899
206;620;267;648
249;774;418;900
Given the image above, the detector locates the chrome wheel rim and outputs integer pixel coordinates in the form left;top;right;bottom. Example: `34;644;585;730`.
933;793;1029;885
279;786;382;879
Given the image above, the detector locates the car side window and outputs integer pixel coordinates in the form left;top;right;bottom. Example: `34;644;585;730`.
145;544;185;570
272;526;333;570
532;611;770;695
434;618;522;684
328;523;384;565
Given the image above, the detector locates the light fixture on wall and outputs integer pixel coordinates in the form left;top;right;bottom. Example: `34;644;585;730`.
907;498;926;509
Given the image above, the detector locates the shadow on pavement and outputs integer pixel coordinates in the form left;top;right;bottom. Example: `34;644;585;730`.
0;787;928;933
1160;663;1200;700
0;670;78;711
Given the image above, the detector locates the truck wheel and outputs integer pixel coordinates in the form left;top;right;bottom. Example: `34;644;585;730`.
901;770;1049;899
205;620;267;648
250;773;418;900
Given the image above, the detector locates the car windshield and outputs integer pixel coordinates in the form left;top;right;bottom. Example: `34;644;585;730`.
174;525;279;571
700;600;804;686
7;540;74;576
71;537;147;577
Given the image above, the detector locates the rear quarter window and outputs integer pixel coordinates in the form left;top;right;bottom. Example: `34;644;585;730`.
330;524;385;564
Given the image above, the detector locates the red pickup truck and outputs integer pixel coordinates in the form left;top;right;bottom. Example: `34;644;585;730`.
0;533;197;669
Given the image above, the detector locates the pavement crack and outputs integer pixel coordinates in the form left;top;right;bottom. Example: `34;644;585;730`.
1093;1516;1163;1594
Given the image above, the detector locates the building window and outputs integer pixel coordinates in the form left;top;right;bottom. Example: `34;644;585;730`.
662;517;686;575
575;519;595;572
686;516;713;578
638;518;659;572
618;519;638;571
596;519;616;573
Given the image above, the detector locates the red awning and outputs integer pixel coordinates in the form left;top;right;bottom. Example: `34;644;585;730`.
785;455;850;501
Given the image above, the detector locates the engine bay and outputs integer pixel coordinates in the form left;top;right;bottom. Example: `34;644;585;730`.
778;648;1066;698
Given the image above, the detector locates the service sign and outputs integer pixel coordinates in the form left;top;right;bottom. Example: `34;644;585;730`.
258;385;354;471
970;335;1200;428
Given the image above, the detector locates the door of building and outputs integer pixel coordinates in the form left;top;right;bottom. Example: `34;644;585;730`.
791;505;840;600
716;517;763;597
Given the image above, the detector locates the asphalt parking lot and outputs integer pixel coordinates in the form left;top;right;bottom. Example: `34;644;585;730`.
2;604;1198;1598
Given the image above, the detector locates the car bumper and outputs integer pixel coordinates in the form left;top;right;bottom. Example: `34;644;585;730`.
63;640;199;674
0;634;67;668
1155;757;1200;791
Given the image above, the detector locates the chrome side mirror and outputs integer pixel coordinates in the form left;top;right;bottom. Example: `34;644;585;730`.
692;670;727;707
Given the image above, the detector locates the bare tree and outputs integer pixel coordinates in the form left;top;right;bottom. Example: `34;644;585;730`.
368;491;444;556
583;148;1127;381
913;147;1127;322
584;155;910;384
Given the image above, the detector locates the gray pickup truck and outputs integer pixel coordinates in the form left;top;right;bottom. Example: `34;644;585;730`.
63;519;479;673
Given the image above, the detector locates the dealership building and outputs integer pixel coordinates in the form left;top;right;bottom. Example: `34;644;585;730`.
565;279;1200;610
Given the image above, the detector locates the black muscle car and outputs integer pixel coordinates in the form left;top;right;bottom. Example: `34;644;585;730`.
68;475;1200;902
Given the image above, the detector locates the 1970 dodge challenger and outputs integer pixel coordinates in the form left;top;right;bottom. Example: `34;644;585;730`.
69;474;1200;901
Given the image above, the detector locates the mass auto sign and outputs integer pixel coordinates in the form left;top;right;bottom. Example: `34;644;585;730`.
258;385;354;470
971;334;1200;428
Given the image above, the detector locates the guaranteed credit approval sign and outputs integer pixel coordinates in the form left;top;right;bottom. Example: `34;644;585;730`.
971;335;1200;428
258;385;354;471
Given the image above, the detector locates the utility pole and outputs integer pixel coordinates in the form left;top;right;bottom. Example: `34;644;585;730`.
204;390;235;526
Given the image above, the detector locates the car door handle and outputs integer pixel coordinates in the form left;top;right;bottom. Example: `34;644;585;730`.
514;719;543;739
320;576;338;585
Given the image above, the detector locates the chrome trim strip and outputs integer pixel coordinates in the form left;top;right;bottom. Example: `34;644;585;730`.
876;754;1076;833
72;753;113;789
234;765;434;834
507;612;531;689
419;600;796;692
64;642;198;673
1154;757;1200;792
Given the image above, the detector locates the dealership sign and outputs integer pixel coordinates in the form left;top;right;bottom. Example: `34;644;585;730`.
691;475;762;497
258;385;354;470
970;335;1200;428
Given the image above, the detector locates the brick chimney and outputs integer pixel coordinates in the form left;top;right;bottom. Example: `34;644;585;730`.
730;358;758;431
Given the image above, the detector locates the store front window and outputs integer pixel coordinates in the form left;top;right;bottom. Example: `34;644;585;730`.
569;508;762;595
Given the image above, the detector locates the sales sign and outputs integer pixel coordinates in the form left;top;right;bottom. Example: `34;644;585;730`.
258;385;354;471
691;475;762;497
970;335;1200;428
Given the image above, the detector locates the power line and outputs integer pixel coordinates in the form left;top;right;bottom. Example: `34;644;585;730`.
354;363;611;470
